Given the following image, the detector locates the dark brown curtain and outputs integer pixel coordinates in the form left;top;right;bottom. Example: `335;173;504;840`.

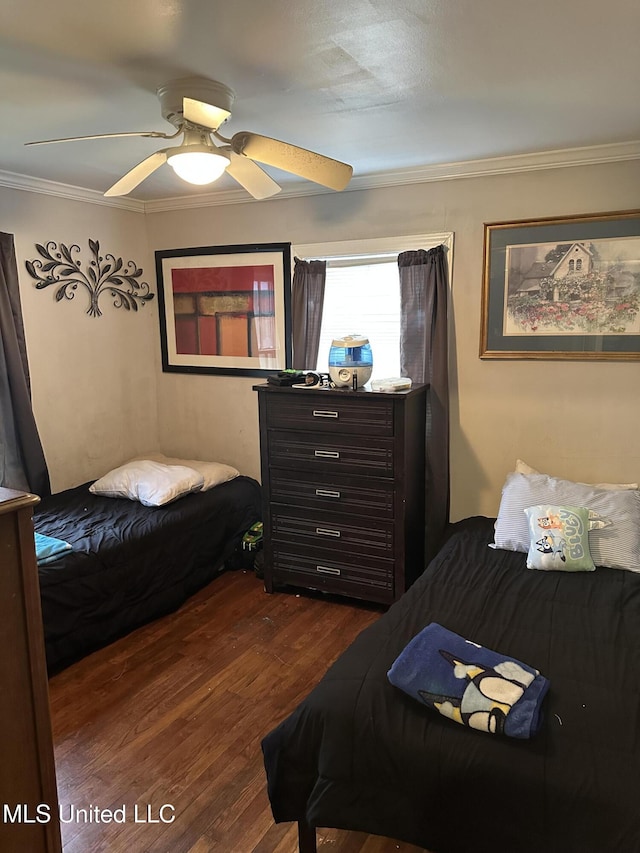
0;232;50;495
398;244;449;564
291;257;326;370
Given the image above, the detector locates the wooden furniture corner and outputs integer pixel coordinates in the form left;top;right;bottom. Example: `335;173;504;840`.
0;487;62;852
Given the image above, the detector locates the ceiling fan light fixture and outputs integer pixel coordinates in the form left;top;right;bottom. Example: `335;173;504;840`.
27;77;352;198
167;147;229;185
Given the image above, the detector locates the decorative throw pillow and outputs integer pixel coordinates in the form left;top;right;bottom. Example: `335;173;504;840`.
130;452;239;491
493;472;640;572
523;505;610;572
515;459;638;490
89;460;205;507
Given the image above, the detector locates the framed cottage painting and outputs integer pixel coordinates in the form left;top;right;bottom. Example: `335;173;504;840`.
480;210;640;359
156;242;292;375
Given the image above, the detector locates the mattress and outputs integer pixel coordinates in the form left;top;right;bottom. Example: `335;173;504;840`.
34;475;262;671
262;516;640;852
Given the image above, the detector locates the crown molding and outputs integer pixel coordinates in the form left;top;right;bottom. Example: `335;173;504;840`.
1;140;638;213
346;140;640;191
143;140;640;212
0;169;145;212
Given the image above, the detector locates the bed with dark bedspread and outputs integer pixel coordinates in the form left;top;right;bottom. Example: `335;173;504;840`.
34;475;262;672
262;516;640;853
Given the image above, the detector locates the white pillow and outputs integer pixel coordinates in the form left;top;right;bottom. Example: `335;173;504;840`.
494;472;640;572
515;459;638;490
135;452;239;491
90;460;204;507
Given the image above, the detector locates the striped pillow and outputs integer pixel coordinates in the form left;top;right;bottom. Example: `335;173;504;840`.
515;459;638;490
493;472;640;572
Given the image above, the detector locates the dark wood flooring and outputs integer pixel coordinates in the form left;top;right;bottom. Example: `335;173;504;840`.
48;569;429;853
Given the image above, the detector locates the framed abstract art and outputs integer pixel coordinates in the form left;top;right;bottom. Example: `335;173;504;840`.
156;242;292;375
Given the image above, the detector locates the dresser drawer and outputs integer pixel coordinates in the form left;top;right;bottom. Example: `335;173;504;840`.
269;431;394;477
269;468;395;520
271;508;394;559
271;546;394;598
265;394;394;436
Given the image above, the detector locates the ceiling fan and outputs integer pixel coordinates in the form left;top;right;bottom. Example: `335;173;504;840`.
25;76;354;199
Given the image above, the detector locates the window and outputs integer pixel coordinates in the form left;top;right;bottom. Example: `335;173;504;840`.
317;258;401;379
293;233;453;380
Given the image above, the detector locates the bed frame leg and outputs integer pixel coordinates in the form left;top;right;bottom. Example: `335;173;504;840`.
298;819;317;853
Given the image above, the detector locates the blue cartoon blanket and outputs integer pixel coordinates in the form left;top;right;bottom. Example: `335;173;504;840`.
35;531;72;565
387;622;549;738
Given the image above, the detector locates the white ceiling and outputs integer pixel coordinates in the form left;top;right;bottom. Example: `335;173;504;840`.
1;0;639;203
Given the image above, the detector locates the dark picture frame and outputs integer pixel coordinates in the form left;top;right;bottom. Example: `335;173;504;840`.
155;242;292;375
480;210;640;360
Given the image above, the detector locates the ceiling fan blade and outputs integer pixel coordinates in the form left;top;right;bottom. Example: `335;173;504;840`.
231;132;353;191
182;97;231;132
104;150;168;197
225;151;281;199
25;130;175;146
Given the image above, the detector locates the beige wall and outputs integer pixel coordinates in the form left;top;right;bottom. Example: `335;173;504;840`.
3;156;639;517
146;159;640;520
0;187;159;492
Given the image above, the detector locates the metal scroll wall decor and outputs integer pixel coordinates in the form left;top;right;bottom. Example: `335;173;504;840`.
25;239;154;317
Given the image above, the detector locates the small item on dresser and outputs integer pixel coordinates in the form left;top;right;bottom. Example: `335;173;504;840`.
328;335;373;388
291;371;331;388
371;377;413;392
267;370;305;387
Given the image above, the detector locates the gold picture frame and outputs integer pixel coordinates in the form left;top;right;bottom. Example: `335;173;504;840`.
480;210;640;360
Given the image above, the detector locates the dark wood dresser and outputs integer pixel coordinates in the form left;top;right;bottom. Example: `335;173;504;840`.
0;487;62;852
254;383;427;605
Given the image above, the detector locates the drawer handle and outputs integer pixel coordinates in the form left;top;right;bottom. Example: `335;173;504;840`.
315;450;340;459
313;410;339;418
316;527;341;538
316;565;341;576
315;488;341;499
